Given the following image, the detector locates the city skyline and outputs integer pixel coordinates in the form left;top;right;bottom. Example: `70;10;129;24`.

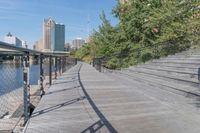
0;0;118;49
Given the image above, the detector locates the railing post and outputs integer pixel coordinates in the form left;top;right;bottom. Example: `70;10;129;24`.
40;54;45;96
23;52;30;124
59;57;62;75
198;68;200;89
99;58;102;72
55;56;58;79
75;58;77;65
49;55;52;86
93;58;95;67
62;57;64;73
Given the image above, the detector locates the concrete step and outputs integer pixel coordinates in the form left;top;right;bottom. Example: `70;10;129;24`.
118;70;200;97
125;68;198;87
140;63;199;69
174;49;200;55
146;60;200;66
128;67;198;80
161;57;200;61
123;68;197;87
137;65;198;75
144;61;200;68
152;59;200;64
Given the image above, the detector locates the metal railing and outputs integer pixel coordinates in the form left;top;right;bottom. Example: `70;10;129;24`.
92;35;200;72
0;41;77;132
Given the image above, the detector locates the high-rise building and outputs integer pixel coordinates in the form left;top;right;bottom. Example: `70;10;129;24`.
4;32;22;47
72;38;85;50
43;18;55;51
33;39;43;51
43;17;65;51
54;24;65;51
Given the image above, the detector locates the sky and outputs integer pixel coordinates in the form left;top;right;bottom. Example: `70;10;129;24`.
0;0;119;49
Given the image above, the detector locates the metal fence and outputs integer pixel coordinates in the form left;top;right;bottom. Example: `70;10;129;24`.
0;41;77;132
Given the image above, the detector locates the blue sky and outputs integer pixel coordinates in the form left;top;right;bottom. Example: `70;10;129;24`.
0;0;119;49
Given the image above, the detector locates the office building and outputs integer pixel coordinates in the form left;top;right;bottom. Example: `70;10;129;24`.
72;38;85;50
53;24;65;51
33;39;43;51
4;32;22;47
43;18;55;51
43;17;65;51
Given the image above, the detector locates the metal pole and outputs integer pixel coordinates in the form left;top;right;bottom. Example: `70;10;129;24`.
99;58;102;72
93;58;95;67
55;57;58;79
49;55;52;86
62;57;64;73
23;52;30;124
63;57;66;72
59;57;62;75
75;58;77;65
40;54;45;96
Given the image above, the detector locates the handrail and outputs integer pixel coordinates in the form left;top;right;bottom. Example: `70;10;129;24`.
0;41;70;56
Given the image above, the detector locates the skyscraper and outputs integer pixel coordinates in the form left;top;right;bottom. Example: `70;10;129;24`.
43;17;65;51
33;38;43;51
43;18;55;51
54;24;65;51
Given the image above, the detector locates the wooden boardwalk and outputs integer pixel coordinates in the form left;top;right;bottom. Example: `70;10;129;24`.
24;63;200;133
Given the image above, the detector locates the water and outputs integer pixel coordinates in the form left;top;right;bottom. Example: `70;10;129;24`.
0;62;40;96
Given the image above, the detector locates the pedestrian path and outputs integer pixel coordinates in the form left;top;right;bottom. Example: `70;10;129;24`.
24;62;200;133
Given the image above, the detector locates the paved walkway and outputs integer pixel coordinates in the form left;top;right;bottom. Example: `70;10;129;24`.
24;63;200;133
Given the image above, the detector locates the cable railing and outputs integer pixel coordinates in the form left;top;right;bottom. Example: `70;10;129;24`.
92;34;200;72
0;41;77;132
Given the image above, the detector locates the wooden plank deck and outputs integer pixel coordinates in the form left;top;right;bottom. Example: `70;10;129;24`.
24;63;200;133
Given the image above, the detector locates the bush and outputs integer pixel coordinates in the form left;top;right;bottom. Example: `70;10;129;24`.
105;58;120;69
141;51;152;62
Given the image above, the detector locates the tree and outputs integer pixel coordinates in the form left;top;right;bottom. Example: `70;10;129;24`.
75;0;200;69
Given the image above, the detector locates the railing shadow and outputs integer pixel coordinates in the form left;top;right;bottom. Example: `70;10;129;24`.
52;79;78;85
45;86;80;95
78;64;118;133
81;120;104;133
31;96;86;118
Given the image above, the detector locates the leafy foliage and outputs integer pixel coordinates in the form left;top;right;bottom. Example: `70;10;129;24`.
75;0;200;69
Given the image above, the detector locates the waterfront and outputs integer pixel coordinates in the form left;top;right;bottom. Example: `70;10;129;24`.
0;62;48;96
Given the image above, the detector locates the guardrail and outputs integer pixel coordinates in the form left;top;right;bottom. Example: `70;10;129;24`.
92;37;198;72
0;41;77;132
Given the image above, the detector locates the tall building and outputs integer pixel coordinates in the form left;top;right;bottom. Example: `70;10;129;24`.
4;32;22;47
43;18;55;51
33;38;43;51
72;38;85;50
54;24;65;51
43;17;65;51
